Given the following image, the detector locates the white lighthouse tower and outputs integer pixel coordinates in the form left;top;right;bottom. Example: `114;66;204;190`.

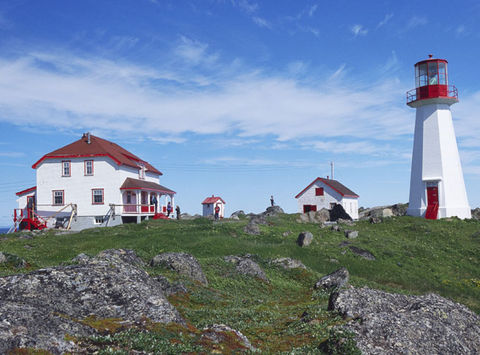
406;56;471;219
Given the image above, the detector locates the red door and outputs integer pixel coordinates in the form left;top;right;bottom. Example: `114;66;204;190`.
425;186;439;220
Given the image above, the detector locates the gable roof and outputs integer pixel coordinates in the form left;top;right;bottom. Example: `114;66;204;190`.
120;177;175;194
32;134;162;175
202;196;226;204
16;186;36;196
295;177;359;199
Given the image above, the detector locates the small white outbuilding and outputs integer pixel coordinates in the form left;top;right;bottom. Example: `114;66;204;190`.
295;177;359;219
201;195;226;218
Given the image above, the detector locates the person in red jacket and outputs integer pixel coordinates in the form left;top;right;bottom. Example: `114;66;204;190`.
214;204;220;220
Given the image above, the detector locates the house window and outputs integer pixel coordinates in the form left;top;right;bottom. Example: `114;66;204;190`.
62;161;71;177
94;216;104;224
138;164;145;180
92;189;104;204
53;190;64;205
85;160;93;176
127;191;132;204
315;187;324;196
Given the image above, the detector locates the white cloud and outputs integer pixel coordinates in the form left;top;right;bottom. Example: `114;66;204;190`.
308;4;318;17
351;24;368;37
377;13;393;29
0;50;420;157
174;36;219;66
237;0;258;14
252;16;271;29
0;152;26;158
406;16;427;30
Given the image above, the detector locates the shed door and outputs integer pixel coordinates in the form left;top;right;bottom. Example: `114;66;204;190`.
425;186;439;220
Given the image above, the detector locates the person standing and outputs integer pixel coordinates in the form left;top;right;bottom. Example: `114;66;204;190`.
270;195;274;207
214;204;220;220
166;201;172;217
151;195;158;213
176;205;181;220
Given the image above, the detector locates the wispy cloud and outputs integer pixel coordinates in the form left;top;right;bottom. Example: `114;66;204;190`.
406;16;427;30
174;36;219;66
0;152;26;158
455;25;466;36
377;13;393;29
252;16;271;29
308;4;318;17
0;49;422;159
351;24;368;37
236;0;258;14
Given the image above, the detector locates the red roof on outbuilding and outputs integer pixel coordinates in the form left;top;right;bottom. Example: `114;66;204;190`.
120;177;175;194
202;196;226;204
16;186;36;196
295;177;359;199
31;134;162;175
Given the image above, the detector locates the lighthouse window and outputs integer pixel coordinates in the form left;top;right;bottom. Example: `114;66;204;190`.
418;63;428;87
438;62;446;85
428;62;438;85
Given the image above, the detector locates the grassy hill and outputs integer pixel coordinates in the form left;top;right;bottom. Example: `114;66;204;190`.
1;214;479;353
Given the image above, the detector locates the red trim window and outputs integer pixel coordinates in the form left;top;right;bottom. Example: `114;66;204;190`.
62;161;71;177
53;190;64;205
315;187;324;196
138;164;145;180
84;160;94;176
92;189;104;204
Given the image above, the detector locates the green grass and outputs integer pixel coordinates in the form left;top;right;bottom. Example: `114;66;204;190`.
1;214;479;353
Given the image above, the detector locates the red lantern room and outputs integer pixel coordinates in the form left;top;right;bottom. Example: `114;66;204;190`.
406;55;458;106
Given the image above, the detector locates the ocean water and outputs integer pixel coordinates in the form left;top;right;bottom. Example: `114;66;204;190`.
0;227;9;234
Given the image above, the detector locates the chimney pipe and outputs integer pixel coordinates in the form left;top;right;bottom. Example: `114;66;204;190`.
331;161;334;180
87;132;91;144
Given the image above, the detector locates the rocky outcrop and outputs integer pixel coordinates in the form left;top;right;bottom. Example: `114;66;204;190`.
0;249;183;354
0;252;27;268
153;275;188;296
244;222;260;235
329;204;352;221
271;257;306;270
359;203;408;220
262;206;284;217
224;255;268;281
297;209;330;224
150;252;208;286
230;210;245;219
471;207;480;220
314;267;349;290
297;231;313;247
329;287;480;354
344;230;358;239
201;324;256;352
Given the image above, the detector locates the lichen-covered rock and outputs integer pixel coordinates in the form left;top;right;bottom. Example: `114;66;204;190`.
329;287;480;354
0;251;27;268
230;210;245;218
153;275;188;296
315;267;349;290
97;248;146;267
297;209;330;224
297;231;313;247
271;257;306;270
0;249;183;354
71;253;91;264
150;252;208;286
349;246;375;260
201;324;256;352
224;255;268;281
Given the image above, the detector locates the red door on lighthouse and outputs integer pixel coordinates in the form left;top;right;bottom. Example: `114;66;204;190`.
425;186;439;219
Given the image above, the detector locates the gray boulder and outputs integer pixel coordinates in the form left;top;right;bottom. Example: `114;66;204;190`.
344;230;358;239
349;246;375;260
271;257;306;270
230;210;245;218
297;231;313;247
71;253;91;264
262;205;284;217
315;267;349;290
224;255;268;281
0;249;183;354
330;204;353;221
153;275;188;296
329;287;480;354
150;252;208;286
297;209;330;224
471;208;480;220
0;252;27;268
98;248;146;267
249;214;267;225
201;324;256;352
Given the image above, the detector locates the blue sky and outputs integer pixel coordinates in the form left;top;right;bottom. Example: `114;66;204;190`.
1;0;480;226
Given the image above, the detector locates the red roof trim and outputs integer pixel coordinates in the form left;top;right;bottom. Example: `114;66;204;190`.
32;154;121;169
16;186;36;196
295;177;359;199
201;196;226;204
120;186;176;194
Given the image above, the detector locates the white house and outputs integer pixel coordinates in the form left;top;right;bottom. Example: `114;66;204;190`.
201;195;225;218
13;133;176;231
295;177;359;219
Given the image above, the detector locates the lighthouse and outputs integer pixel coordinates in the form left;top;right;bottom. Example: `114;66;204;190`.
406;56;471;219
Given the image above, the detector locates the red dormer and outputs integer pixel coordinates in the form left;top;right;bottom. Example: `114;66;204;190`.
406;56;458;106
